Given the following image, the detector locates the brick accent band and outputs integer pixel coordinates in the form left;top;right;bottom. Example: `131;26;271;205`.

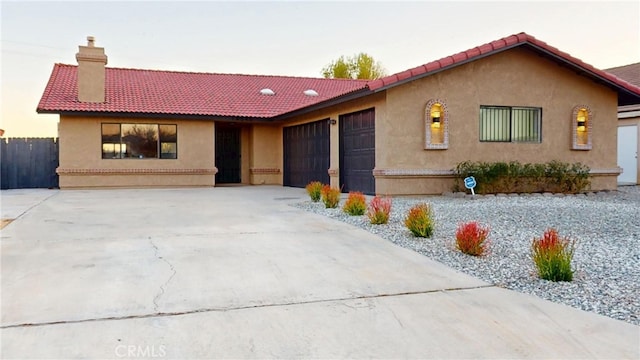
373;169;456;177
589;168;622;175
57;168;218;175
250;168;281;174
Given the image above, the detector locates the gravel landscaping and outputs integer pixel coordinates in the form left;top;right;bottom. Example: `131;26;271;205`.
293;186;640;326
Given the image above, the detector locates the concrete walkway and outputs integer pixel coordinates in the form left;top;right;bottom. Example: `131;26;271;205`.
1;187;638;359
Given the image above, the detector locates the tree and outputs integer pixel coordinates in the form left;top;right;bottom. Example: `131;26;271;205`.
321;52;386;80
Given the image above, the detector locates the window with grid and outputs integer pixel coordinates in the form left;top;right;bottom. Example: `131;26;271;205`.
479;106;541;143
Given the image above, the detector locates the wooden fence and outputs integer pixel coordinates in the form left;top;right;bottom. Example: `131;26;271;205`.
1;138;59;189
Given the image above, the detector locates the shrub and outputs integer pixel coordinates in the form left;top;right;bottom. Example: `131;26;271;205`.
455;221;490;256
531;228;576;282
321;185;341;208
404;203;434;238
367;196;392;224
343;192;367;216
452;160;590;194
305;181;324;202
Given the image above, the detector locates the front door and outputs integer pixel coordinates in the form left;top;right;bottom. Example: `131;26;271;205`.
215;126;241;184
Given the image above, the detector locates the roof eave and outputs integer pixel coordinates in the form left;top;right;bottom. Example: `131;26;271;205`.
273;88;373;121
37;109;274;122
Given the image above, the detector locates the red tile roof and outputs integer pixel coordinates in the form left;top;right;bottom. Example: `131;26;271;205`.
38;32;640;118
605;62;640;87
367;32;640;106
37;65;368;118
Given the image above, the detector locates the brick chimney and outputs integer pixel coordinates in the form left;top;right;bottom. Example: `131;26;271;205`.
75;36;108;103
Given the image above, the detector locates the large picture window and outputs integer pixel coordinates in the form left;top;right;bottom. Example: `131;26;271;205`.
102;123;177;159
479;106;541;143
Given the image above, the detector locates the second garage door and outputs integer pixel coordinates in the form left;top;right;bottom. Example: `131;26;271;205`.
340;108;375;195
283;119;330;188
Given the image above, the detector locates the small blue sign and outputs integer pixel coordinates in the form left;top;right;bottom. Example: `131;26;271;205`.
464;176;477;190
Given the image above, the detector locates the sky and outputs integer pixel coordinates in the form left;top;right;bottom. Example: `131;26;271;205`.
1;0;639;138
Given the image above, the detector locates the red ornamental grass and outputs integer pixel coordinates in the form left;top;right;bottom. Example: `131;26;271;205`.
343;191;367;216
320;185;341;208
367;196;392;224
531;228;575;282
305;181;323;202
404;203;434;238
455;221;490;256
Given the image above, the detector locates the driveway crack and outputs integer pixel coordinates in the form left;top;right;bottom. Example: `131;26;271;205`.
149;239;177;312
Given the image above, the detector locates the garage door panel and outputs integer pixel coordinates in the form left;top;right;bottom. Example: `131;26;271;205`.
340;108;375;195
283;120;330;188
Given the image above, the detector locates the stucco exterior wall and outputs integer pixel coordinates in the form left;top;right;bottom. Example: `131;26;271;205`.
376;48;620;195
249;124;282;185
618;116;640;184
57;115;216;188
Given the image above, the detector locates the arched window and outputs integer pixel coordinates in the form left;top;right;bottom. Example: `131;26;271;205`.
425;99;449;149
572;105;592;150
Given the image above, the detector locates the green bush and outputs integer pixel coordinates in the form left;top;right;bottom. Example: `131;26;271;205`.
452;160;590;194
404;203;434;238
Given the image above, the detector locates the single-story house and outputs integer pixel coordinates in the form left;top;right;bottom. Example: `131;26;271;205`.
37;33;640;195
605;62;640;185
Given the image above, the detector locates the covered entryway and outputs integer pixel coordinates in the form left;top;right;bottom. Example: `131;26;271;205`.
618;125;638;184
283;119;330;188
215;125;241;184
340;108;375;195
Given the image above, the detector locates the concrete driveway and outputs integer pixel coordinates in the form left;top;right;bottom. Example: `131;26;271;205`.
1;187;638;359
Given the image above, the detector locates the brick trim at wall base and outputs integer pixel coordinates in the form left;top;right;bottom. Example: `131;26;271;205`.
56;168;218;175
373;169;456;178
249;168;281;174
589;168;623;176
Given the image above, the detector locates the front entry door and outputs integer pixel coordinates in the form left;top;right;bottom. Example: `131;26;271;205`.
215;126;241;184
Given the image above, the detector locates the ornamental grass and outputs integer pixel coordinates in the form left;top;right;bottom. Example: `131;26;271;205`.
531;228;576;282
367;196;392;224
305;181;324;202
404;203;434;238
343;191;367;216
455;221;490;256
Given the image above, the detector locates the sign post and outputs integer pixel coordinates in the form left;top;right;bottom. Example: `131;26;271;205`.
464;176;477;196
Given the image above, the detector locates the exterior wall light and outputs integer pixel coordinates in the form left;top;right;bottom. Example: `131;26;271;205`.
329;119;337;125
425;99;448;149
431;108;441;129
577;111;587;132
572;105;592;150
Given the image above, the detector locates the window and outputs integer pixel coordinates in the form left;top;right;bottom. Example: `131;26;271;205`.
425;99;449;149
479;106;541;143
102;123;177;159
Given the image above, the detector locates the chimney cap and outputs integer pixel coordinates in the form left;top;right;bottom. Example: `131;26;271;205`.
87;36;95;47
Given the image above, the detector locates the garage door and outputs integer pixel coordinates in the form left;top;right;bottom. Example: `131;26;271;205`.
283;119;330;188
340;108;375;195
